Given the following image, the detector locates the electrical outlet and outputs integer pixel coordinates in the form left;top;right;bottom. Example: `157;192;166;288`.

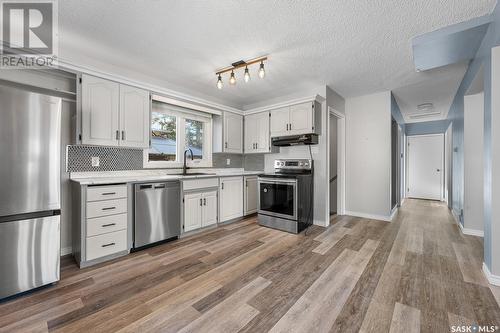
226;158;231;165
91;156;100;167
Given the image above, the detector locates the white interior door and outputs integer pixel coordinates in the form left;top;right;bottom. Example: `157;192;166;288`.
407;134;444;201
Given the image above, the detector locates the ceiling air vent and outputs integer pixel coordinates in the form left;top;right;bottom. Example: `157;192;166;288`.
408;103;439;119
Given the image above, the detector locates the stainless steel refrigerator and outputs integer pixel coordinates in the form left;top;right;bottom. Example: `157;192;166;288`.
0;85;62;299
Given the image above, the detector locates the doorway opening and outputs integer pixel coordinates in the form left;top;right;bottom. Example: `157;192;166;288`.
328;107;345;223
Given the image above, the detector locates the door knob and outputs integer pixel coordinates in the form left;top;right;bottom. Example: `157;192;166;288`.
437;169;441;172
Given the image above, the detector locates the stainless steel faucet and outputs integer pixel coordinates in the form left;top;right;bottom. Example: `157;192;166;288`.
183;148;193;175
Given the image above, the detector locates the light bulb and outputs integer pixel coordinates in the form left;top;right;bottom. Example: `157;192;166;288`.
244;66;250;83
229;71;236;85
217;74;223;89
258;61;265;79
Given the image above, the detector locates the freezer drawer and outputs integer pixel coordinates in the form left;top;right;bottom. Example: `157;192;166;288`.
134;182;181;248
0;215;60;299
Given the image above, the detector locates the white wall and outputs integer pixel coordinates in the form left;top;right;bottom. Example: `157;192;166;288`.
464;92;484;233
345;91;392;220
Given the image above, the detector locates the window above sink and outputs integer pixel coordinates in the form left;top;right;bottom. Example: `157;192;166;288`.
144;101;213;169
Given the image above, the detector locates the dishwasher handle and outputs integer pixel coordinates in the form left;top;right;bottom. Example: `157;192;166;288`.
136;182;180;192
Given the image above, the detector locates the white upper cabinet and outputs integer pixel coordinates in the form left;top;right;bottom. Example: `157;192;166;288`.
213;112;243;154
81;74;120;146
270;107;289;137
269;101;320;137
224;112;243;153
244;111;271;153
119;84;150;148
219;176;243;222
289;103;313;135
81;75;150;148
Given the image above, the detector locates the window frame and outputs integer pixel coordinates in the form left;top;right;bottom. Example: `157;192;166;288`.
144;103;213;169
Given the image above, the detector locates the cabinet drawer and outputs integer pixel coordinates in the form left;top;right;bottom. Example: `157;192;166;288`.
87;185;127;202
87;213;127;237
86;230;127;261
183;178;219;191
87;198;127;219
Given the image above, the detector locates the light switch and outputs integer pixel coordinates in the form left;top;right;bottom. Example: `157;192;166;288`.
91;156;100;167
226;158;231;165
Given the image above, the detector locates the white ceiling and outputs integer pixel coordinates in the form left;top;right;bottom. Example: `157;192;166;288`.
58;0;496;111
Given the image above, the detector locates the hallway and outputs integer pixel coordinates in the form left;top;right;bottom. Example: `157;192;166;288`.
0;200;498;332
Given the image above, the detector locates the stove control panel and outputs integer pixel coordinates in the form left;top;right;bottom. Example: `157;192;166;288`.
274;159;313;171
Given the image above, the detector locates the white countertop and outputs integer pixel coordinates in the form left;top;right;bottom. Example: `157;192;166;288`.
70;168;262;185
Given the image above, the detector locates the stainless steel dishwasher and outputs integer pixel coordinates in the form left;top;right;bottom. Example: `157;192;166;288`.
134;181;181;248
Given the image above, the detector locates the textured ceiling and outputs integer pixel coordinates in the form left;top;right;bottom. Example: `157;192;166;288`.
58;0;496;110
392;63;469;123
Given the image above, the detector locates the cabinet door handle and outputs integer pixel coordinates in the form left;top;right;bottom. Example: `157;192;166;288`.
200;198;203;206
221;183;224;190
102;242;115;248
203;198;206;206
256;142;258;149
289;123;292;130
102;206;116;211
225;142;228;149
286;124;289;131
102;223;116;227
101;192;116;196
115;130;120;140
121;130;126;140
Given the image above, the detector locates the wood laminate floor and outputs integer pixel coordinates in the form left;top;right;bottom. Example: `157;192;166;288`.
1;199;499;333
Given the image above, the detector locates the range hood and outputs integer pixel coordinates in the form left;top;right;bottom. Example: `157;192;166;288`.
272;133;319;147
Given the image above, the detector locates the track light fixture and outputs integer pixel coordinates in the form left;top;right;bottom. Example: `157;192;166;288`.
229;70;236;85
217;74;223;89
215;56;267;89
258;61;265;79
244;66;250;83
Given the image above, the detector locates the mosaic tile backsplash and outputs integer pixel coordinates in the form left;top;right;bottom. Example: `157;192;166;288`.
67;146;266;172
66;145;144;172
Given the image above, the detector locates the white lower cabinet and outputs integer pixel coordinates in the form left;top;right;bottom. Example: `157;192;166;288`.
202;190;218;227
183;192;203;232
219;176;244;222
72;183;129;267
183;190;218;232
244;176;258;215
86;229;127;261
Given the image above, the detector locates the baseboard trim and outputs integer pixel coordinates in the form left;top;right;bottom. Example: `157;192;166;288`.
61;247;72;256
460;225;484;237
451;210;484;237
483;262;500;286
345;210;392;222
390;207;398;221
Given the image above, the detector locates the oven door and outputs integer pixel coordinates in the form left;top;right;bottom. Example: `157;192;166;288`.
258;178;298;220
